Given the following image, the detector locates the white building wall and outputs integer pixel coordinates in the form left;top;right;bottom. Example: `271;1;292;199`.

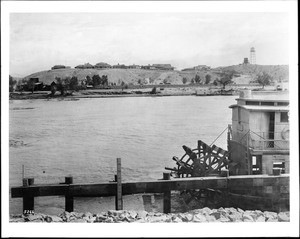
231;107;250;144
249;112;269;135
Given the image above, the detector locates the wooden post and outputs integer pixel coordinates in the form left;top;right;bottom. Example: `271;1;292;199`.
163;172;171;213
246;132;253;175
115;158;123;210
220;169;229;177
163;172;170;180
22;165;25;179
227;124;231;141
65;176;74;212
22;178;34;214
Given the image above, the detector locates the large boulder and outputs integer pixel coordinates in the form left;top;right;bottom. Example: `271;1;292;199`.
45;215;63;223
136;210;148;219
193;214;207;222
278;212;289;222
264;211;278;221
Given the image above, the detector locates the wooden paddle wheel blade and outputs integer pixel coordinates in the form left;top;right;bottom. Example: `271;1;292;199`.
168;140;230;178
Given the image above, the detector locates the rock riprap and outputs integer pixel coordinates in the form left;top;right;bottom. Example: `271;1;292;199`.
9;207;290;223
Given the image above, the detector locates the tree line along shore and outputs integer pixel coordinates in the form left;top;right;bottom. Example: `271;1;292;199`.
9;64;288;97
9;84;282;100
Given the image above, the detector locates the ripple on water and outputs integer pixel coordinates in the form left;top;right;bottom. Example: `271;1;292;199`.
11;107;35;110
9;139;28;148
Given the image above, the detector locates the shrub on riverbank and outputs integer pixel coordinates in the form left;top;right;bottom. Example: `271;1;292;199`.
150;87;157;94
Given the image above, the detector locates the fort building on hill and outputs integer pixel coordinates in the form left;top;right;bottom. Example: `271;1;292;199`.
95;62;112;69
51;65;71;70
182;65;211;71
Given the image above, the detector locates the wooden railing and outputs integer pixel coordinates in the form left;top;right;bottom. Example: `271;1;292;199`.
11;174;289;214
249;131;289;150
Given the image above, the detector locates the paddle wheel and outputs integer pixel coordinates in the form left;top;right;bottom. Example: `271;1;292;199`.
165;140;231;208
166;140;230;178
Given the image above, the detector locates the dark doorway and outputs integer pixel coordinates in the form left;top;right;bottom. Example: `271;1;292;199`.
268;112;275;148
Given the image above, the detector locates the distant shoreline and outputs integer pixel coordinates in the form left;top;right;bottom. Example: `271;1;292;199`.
9;85;277;101
9;91;196;100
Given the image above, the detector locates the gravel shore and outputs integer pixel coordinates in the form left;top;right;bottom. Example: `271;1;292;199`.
10;207;290;223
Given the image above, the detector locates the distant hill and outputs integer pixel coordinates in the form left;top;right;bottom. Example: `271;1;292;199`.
23;68;215;85
214;64;289;82
21;64;289;86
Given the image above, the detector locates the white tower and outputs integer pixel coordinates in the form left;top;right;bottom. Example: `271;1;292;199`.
250;47;256;64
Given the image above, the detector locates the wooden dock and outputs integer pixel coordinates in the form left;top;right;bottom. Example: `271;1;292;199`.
11;174;289;214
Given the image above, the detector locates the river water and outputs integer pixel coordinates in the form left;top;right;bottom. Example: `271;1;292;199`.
9;95;236;214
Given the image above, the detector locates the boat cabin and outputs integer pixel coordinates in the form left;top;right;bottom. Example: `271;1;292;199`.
228;90;289;175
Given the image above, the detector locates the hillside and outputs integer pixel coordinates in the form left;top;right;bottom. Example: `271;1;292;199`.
23;68;215;85
22;64;289;86
215;64;289;82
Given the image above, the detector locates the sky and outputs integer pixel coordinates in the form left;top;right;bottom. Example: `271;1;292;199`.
10;12;289;77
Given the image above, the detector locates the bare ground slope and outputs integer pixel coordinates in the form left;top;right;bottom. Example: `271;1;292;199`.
215;64;289;82
22;64;288;86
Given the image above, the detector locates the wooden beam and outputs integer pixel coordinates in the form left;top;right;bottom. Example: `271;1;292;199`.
11;175;289;199
228;174;289;188
11;176;227;198
115;158;123;210
11;184;69;197
251;150;290;155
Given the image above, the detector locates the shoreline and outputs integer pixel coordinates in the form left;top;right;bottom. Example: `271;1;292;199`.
9;85;277;101
9;92;197;100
